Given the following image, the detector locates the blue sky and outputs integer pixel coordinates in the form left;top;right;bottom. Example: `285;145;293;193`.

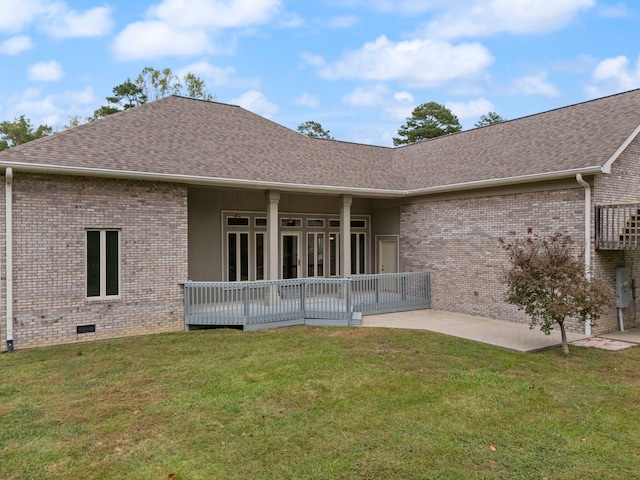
1;0;639;146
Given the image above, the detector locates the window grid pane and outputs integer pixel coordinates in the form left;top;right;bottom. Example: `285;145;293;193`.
240;233;249;281
256;233;264;280
358;233;366;274
228;233;237;281
105;231;119;296
307;233;315;277
86;231;101;297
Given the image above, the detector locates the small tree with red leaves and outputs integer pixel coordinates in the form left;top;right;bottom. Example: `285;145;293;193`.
499;229;610;355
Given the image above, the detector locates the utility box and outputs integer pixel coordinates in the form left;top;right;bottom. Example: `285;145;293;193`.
616;267;629;309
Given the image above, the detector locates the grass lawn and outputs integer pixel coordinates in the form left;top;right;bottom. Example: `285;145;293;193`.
1;326;639;479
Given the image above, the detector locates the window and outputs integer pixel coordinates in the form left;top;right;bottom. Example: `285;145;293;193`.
227;217;249;226
351;233;366;274
307;219;325;228
256;233;265;280
87;230;120;298
281;218;302;227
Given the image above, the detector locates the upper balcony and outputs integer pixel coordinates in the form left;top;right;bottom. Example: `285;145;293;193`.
595;203;640;250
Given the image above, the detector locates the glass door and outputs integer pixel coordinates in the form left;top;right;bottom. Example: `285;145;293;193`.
281;233;301;279
307;233;324;277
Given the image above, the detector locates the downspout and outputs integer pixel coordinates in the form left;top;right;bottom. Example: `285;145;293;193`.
576;174;591;336
5;168;13;352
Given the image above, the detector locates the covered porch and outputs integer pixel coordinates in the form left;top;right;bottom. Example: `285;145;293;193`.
188;186;403;283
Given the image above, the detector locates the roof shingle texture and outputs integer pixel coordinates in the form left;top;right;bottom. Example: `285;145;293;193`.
394;88;640;190
2;89;640;193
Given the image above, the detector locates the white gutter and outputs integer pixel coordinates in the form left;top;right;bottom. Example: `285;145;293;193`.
576;173;592;336
5;168;13;352
0;161;606;199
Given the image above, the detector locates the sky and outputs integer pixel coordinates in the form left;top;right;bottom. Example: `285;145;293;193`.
1;0;639;147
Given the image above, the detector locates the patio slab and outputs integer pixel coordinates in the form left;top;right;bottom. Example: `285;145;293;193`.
361;309;588;353
569;336;637;351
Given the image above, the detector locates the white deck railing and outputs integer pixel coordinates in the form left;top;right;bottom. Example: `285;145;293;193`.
183;272;431;330
596;203;640;250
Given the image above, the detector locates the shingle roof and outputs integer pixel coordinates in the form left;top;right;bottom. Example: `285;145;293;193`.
394;88;640;191
1;89;640;196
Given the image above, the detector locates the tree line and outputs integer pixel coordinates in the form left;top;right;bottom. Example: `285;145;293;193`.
297;103;505;144
0;66;214;151
1;69;504;150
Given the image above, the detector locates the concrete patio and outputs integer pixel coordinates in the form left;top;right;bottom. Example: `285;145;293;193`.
361;309;639;353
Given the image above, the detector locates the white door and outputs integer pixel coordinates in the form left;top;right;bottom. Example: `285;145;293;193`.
377;238;398;274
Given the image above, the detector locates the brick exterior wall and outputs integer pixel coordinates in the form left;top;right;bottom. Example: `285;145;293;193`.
1;173;188;351
591;135;640;334
399;186;588;332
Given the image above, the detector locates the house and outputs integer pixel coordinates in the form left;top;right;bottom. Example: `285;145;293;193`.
1;89;640;351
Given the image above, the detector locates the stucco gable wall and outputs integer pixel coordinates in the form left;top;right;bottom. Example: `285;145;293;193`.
399;186;586;331
2;173;188;351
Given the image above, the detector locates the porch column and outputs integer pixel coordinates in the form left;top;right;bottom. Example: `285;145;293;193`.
340;194;352;277
265;190;280;280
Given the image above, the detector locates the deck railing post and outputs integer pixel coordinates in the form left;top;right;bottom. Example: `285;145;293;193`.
301;279;306;319
183;282;189;331
243;285;249;325
402;275;407;302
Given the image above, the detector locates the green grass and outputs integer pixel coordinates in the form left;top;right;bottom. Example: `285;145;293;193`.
1;326;640;479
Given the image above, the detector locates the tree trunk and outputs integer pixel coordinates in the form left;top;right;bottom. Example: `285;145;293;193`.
559;321;569;355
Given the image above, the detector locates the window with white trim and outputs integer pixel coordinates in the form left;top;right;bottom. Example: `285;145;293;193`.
351;232;366;274
86;229;120;298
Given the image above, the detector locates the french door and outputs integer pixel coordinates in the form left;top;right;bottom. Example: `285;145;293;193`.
281;233;301;279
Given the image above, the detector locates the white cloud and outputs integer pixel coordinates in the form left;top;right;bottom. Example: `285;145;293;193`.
446;98;495;119
113;0;281;60
326;15;359;28
586;55;640;97
44;6;113;38
177;61;236;86
294;93;319;108
229;90;278;118
394;91;414;104
342;85;389;108
340;0;441;15
0;35;34;55
0;0;54;33
0;0;113;38
278;12;304;28
319;35;493;87
113;22;215;61
147;0;281;29
7;86;96;127
28;60;63;81
423;0;594;39
342;85;415;121
512;72;560;97
300;52;326;68
384;104;415;122
176;60;261;92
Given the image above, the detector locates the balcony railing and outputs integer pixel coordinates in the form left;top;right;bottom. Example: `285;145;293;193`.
183;272;431;330
595;203;640;250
